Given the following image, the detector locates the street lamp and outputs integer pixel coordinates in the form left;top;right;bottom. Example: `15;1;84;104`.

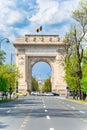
16;81;18;99
11;53;15;65
0;38;9;49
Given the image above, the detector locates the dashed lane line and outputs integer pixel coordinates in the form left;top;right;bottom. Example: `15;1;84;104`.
71;107;75;109
79;111;85;114
46;115;50;119
6;110;10;113
19;105;34;130
19;115;29;130
49;128;54;130
45;109;47;112
80;118;87;123
67;104;70;107
43;105;46;108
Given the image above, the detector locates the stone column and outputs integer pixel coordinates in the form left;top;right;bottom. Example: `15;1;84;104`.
16;54;27;92
53;53;67;95
27;57;32;93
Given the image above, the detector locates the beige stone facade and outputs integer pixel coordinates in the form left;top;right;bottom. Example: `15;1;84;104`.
14;35;67;95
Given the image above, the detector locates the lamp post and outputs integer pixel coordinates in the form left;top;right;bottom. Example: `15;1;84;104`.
11;53;14;65
0;38;9;49
16;81;18;99
66;86;69;98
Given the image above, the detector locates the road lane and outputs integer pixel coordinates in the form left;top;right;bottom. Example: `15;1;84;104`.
0;97;35;130
0;96;87;130
23;96;87;130
43;96;87;130
22;96;50;130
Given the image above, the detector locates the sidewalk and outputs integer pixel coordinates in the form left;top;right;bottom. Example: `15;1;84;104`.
67;98;87;105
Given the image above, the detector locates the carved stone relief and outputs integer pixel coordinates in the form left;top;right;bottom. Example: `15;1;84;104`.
19;57;24;65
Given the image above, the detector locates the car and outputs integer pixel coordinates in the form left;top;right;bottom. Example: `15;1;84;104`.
31;91;39;96
52;92;60;96
16;92;27;96
44;92;54;96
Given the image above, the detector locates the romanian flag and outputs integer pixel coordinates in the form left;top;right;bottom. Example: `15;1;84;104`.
36;26;42;32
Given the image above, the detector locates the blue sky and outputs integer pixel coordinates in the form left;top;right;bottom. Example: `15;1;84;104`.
0;0;80;79
32;62;51;80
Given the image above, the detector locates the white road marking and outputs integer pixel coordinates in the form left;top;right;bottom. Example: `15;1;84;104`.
80;118;87;123
0;108;8;110
67;104;70;107
83;120;87;123
44;106;46;108
49;128;54;130
42;99;44;103
71;107;75;109
79;111;85;114
14;107;17;108
46;115;50;119
7;110;10;113
45;109;47;112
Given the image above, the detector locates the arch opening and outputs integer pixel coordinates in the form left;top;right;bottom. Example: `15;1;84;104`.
31;61;52;93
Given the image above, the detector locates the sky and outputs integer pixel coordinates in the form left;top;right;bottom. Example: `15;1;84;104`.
0;0;80;79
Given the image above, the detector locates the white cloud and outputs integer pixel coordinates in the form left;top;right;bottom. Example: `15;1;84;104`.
6;10;26;25
0;1;27;25
0;0;81;64
0;0;80;42
30;0;79;24
0;0;30;40
30;0;59;24
0;0;15;7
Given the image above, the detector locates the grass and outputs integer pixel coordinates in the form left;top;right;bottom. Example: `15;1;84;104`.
68;98;87;104
0;98;16;103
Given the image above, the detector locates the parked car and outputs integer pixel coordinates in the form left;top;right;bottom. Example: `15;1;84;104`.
44;92;54;96
16;92;27;96
52;92;60;96
31;91;39;96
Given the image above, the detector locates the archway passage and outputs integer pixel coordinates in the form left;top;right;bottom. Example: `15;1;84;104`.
32;61;52;93
14;35;67;96
32;61;51;80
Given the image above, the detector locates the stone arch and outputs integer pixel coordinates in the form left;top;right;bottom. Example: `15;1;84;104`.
14;35;67;95
27;57;55;93
31;57;53;73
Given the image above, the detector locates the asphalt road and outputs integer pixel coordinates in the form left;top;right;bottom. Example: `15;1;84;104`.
0;96;87;130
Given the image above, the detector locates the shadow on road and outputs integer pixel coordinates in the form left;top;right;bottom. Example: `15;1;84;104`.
0;122;8;129
0;96;87;119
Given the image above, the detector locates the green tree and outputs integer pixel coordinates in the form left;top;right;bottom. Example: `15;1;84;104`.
64;56;78;91
0;50;6;65
64;0;87;99
0;64;21;98
0;77;7;92
42;77;51;92
31;77;39;91
81;50;87;93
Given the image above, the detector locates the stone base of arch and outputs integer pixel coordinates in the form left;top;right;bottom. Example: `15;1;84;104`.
52;84;66;96
18;82;67;96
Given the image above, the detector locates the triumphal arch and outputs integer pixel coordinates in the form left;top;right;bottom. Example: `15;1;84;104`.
14;35;67;95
